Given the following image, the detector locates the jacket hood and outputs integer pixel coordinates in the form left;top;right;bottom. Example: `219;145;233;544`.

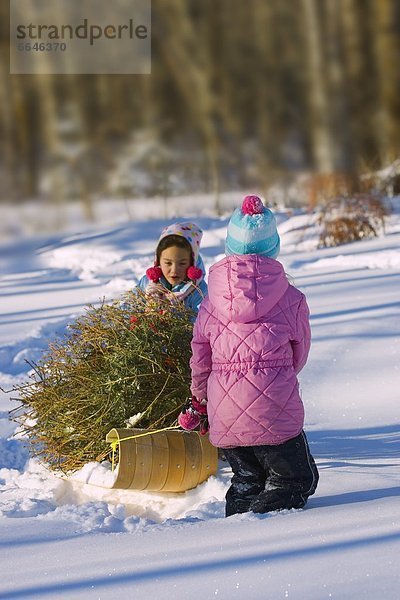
207;255;289;322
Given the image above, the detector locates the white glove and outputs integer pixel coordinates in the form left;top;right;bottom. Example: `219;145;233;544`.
145;281;168;299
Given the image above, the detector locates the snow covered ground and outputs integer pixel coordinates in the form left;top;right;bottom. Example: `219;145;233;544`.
0;197;399;599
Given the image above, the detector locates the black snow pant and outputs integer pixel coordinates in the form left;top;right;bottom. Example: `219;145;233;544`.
223;431;319;517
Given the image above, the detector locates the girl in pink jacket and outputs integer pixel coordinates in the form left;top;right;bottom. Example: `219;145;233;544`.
180;195;318;516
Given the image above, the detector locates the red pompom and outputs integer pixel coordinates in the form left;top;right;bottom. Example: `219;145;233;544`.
146;266;163;282
187;266;203;281
241;195;264;215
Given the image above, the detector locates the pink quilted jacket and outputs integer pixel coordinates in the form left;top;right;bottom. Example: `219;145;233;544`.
190;255;311;448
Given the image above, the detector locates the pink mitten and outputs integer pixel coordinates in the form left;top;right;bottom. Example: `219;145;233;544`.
191;397;208;415
199;418;209;436
178;410;200;431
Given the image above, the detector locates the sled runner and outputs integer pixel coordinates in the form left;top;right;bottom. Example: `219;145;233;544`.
106;428;218;492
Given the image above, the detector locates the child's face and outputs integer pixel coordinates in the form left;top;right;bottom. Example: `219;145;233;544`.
159;246;191;286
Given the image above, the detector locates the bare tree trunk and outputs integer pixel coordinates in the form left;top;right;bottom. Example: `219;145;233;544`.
0;2;22;199
251;2;281;187
210;2;250;137
300;0;336;172
0;56;16;199
338;0;364;180
371;0;400;164
324;0;357;175
154;0;220;210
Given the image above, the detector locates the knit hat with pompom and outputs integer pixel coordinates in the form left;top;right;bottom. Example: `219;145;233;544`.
225;195;280;258
157;222;203;265
146;222;205;283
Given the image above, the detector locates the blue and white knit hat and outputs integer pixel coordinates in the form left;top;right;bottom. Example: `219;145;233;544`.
225;195;280;258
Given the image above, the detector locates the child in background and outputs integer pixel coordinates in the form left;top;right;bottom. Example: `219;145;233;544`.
179;196;318;516
137;222;207;315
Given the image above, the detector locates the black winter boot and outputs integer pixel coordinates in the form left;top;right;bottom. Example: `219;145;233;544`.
224;447;266;517
250;488;307;513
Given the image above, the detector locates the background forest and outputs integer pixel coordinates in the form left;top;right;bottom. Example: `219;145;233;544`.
1;0;400;213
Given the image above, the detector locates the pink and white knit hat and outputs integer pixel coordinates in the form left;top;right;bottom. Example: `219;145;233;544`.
146;221;204;283
157;222;203;264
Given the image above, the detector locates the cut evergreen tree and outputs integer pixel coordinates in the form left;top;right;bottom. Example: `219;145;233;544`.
10;290;194;473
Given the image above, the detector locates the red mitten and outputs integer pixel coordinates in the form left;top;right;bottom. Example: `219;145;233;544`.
199;418;209;436
191;397;208;415
178;410;200;430
178;397;208;433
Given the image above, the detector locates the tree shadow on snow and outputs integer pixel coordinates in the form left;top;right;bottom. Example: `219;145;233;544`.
309;300;400;321
306;425;400;508
1;530;399;599
310;485;400;509
308;424;400;462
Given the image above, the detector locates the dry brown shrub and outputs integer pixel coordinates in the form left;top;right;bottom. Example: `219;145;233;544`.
317;195;388;248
